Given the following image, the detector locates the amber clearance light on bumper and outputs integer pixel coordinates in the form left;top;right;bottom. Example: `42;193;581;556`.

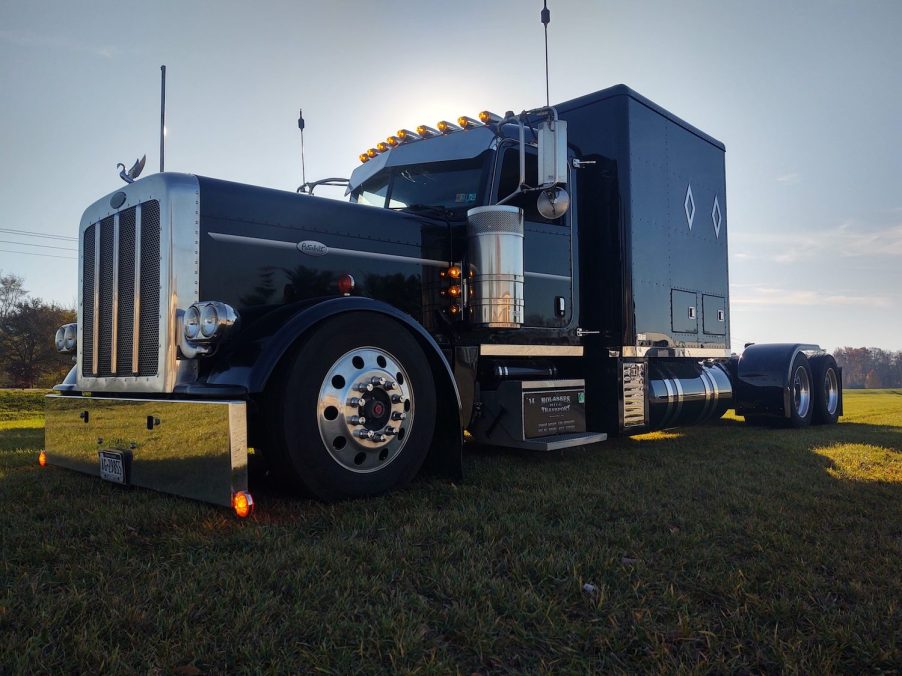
232;491;254;518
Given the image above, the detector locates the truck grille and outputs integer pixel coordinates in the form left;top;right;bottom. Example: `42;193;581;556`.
81;201;161;378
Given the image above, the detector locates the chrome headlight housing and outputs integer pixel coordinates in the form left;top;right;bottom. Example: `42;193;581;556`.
183;301;238;344
55;323;77;353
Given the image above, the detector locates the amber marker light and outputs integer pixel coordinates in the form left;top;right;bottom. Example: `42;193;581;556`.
416;125;439;138
448;284;461;298
458;115;482;129
366;148;378;158
479;110;502;124
359;153;370;163
447;265;462;279
449;303;461;316
376;142;390;153
38;450;47;467
396;128;420;142
233;491;254;518
386;136;400;147
437;120;461;134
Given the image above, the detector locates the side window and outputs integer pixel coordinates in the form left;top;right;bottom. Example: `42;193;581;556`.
496;149;565;226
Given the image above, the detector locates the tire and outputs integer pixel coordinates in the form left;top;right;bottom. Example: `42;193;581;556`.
264;313;436;501
787;352;814;428
811;355;841;425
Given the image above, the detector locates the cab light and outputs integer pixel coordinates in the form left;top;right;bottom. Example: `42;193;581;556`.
396;128;421;142
479;110;502;124
449;303;461;316
437;120;461;134
447;265;462;279
38;450;47;467
416;125;439;138
338;273;355;295
232;491;254;518
458;115;482;129
359;153;370;163
366;148;378;158
448;284;461;298
385;136;400;147
376;142;390;153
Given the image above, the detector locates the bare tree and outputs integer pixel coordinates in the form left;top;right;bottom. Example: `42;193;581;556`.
0;271;27;319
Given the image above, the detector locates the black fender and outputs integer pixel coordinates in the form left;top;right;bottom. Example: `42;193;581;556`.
207;296;463;479
733;342;820;418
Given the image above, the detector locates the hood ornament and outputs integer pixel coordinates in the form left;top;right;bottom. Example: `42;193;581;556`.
117;155;146;184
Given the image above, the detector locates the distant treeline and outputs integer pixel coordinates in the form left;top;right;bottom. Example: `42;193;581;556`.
833;347;902;389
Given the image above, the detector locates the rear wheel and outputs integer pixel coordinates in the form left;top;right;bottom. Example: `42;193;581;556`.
811;355;841;425
264;313;436;501
787;352;813;428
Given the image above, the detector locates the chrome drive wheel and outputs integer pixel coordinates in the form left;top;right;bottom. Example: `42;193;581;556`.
316;347;414;473
811;354;841;425
787;352;813;428
264;313;436;501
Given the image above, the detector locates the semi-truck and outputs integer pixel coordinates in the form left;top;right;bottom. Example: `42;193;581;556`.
43;84;843;516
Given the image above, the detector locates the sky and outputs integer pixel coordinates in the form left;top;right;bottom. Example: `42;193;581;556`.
1;0;900;352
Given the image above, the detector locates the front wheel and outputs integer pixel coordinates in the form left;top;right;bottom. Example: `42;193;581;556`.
264;313;436;501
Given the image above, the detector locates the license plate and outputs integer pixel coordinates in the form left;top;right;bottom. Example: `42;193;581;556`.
99;450;126;484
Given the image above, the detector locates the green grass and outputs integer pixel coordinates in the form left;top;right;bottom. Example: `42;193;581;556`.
1;389;900;673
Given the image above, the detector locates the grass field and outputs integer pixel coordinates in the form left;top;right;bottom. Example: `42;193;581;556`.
2;389;900;673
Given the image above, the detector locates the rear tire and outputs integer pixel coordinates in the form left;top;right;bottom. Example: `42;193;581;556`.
787;352;814;428
811;355;841;425
264;313;436;501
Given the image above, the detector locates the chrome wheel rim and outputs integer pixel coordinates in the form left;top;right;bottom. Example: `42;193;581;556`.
824;368;839;416
793;365;811;418
316;347;413;473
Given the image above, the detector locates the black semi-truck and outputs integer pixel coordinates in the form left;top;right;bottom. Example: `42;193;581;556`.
44;85;842;515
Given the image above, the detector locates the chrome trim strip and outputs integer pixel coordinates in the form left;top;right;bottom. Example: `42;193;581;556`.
521;379;585;389
622;346;731;359
110;213;119;374
480;344;583;357
92;224;100;375
132;204;142;375
207;232;448;268
524;271;572;281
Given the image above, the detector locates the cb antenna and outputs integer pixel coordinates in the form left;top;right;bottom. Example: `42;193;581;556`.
541;1;551;107
160;65;166;172
298;108;306;188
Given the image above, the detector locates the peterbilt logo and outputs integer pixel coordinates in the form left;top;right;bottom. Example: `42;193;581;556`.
298;240;328;256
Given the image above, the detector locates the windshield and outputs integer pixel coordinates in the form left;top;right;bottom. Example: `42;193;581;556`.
352;158;486;211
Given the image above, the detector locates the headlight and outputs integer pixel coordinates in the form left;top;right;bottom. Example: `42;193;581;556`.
64;324;77;351
55;323;77;353
200;303;219;338
182;301;238;345
184;305;201;340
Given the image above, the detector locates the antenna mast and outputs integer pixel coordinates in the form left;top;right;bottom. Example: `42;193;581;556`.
298;109;307;188
160;65;166;172
541;1;551;107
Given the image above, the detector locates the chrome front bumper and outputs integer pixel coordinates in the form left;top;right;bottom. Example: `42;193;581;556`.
44;395;247;507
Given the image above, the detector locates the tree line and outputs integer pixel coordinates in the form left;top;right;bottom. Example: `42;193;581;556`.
0;271;74;388
832;347;902;389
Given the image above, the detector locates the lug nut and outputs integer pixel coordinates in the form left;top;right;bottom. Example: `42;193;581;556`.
347;396;364;407
391;411;406;421
370;376;386;387
356;382;374;393
372;434;386;443
391;394;407;404
383;426;398;436
355;429;375;439
349;415;366;425
384;381;396;390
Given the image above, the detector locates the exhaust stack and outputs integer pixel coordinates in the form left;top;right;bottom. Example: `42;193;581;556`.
467;205;525;328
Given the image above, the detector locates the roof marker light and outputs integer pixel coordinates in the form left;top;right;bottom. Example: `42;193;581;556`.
458;116;482;129
386;136;400;147
479;110;502;124
396;129;421;142
376;142;390;153
359;153;370;163
366;148;378;158
437;120;462;134
416;125;439;138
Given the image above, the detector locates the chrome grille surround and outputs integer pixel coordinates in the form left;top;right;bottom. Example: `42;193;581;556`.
77;173;200;393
